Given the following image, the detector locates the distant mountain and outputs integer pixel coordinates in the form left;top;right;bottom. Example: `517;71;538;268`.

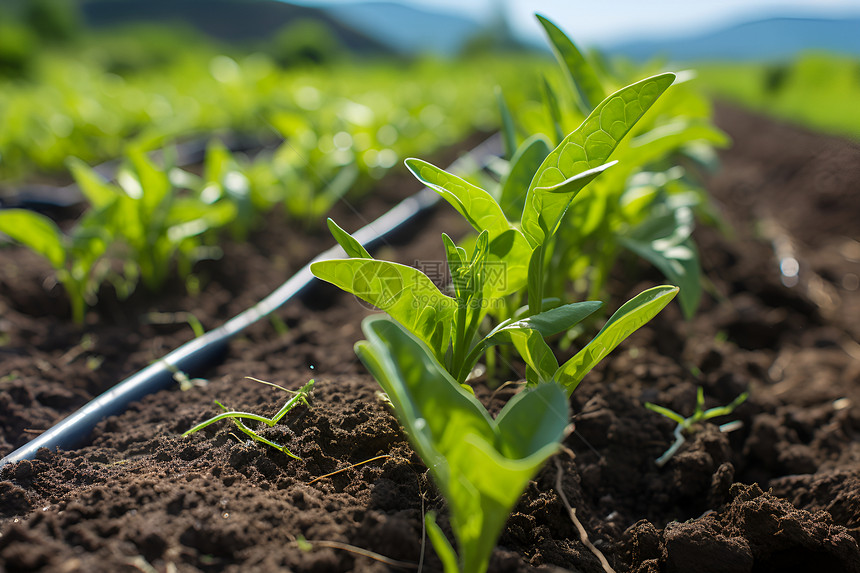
80;0;389;52
607;16;860;62
320;1;482;56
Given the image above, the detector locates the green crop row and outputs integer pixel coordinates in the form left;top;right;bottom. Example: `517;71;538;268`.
0;28;544;181
0;31;549;323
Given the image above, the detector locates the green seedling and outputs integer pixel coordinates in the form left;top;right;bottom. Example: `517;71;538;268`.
406;70;676;317
0;208;110;324
356;315;568;573
314;219;621;387
183;378;314;459
645;386;749;466
315;215;678;393
0;147;239;324
313;71;682;386
69;147;236;292
486;14;729;318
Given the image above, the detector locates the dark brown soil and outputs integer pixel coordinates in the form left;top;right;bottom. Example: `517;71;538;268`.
1;106;859;573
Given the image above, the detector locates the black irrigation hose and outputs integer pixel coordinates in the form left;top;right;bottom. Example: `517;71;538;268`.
0;134;501;470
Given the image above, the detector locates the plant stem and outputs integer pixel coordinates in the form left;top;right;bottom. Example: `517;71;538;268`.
529;244;546;315
451;302;468;382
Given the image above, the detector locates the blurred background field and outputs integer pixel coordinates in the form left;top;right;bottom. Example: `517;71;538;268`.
0;0;858;184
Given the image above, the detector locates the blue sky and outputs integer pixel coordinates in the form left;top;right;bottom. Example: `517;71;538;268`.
294;0;860;46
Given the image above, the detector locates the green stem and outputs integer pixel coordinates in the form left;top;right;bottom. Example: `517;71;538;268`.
459;340;487;384
529;244;546;315
451;302;468;382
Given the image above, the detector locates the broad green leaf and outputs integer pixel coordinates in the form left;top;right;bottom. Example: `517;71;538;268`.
521;73;676;247
127;147;172;216
485;229;531;297
620;236;701;319
537;14;606;114
326;218;371;259
498;134;551;221
492;301;603;338
355;316;494;473
556;285;678;395
405;159;530;298
495;381;568;459
311;259;456;358
620;206;700;318
167;200;236;242
66;157;119;209
602;120;730;189
405;158;511;236
356;316;566;573
535;160;616;195
0;209;66;269
488;328;558;385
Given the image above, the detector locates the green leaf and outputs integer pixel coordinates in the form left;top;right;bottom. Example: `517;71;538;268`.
495;381;568;459
496;87;517;159
404;158;531;298
621;236;701;319
425;513;460;573
556;285;679;395
355;316;567;573
66;157;119;209
535;160;616;194
536;14;606;114
166;199;236;242
485;229;531;297
620;206;701;318
702;391;749;419
541;76;565;144
127;146;172;216
326;218;371;259
311;259;456;359
644;402;687;425
204;139;232;186
521;73;676;247
405;158;511;236
498;135;551;221
0;209;66;269
488;328;558;385
492;301;603;338
628;120;730;163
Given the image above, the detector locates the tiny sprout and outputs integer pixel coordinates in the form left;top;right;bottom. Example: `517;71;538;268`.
645;386;748;467
183;378;314;458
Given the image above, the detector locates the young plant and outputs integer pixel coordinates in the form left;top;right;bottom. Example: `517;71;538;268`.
356;315;568;573
68;146;236;292
487;14;729;318
645;386;749;466
183;378;314;459
0;207;110;324
405;70;677;319
313;218;661;388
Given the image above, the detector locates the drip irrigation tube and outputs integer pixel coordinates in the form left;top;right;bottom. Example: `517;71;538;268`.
0;134;500;470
